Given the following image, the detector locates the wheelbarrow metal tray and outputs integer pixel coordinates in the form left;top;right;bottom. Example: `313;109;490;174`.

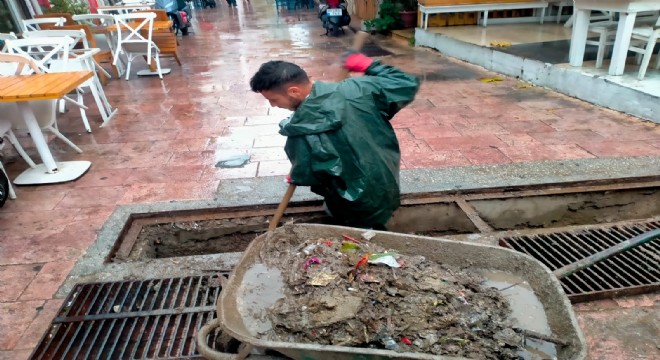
218;224;587;360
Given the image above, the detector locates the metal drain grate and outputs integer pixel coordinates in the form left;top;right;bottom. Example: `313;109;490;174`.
30;274;229;360
500;221;660;303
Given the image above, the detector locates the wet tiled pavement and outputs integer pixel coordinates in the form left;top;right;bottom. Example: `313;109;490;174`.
1;1;660;359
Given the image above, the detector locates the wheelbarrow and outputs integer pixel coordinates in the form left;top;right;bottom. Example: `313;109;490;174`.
197;224;588;360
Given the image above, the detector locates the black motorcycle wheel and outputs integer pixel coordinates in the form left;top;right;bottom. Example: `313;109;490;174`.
0;169;8;208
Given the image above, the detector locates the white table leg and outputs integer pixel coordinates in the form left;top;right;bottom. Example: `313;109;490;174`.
16;101;57;173
483;10;488;27
13;101;92;185
608;11;637;76
569;9;591;67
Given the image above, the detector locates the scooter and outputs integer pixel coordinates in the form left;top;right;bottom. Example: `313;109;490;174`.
318;0;351;36
156;0;193;35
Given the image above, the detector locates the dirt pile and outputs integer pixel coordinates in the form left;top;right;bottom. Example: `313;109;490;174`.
260;231;523;359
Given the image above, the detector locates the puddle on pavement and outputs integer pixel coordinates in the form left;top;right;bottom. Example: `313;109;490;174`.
419;66;481;81
215;151;250;168
482;271;556;360
235;263;285;337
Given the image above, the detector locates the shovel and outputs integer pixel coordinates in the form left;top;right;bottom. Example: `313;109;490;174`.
507;228;660;348
552;228;659;279
268;31;371;231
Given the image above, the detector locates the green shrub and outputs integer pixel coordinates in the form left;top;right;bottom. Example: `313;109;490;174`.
45;0;89;15
364;0;401;32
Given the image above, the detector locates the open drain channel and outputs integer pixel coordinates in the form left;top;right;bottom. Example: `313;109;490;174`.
110;181;660;261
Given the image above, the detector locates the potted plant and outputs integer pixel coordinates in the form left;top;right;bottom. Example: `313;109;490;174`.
363;0;417;33
397;0;418;28
363;0;401;33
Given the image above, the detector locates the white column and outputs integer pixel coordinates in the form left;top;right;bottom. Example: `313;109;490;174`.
569;9;590;67
608;11;637;76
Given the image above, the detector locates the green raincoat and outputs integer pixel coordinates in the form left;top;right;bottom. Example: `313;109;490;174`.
279;60;420;228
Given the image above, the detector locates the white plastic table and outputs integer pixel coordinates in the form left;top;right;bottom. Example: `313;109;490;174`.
0;72;93;184
569;0;660;76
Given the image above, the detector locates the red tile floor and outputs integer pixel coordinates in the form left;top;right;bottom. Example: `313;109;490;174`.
1;1;659;359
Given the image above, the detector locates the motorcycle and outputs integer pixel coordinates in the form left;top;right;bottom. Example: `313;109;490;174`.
155;0;193;35
318;0;351;36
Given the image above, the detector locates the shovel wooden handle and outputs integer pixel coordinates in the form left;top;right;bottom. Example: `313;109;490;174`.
269;183;296;231
269;31;371;231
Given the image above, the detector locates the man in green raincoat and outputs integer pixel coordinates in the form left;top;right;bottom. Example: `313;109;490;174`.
249;52;420;229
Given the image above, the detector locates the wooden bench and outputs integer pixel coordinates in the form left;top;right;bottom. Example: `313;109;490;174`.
418;1;549;29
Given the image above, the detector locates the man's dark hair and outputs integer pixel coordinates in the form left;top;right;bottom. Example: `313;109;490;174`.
250;61;309;92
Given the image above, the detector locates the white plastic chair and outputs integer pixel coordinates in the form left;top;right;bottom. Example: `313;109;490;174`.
1;43;84;154
21;17;66;32
22;30;118;130
0;32;17;52
73;14;127;77
98;4;153;15
72;14;116;50
551;1;572;24
113;12;163;80
585;16;659;69
586;21;618;69
72;13;117;51
629;16;660;80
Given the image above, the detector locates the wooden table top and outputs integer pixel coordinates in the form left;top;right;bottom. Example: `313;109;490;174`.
0;72;93;102
107;20;173;31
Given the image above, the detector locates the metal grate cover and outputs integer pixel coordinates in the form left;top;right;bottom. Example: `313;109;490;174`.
30;274;229;360
500;221;660;303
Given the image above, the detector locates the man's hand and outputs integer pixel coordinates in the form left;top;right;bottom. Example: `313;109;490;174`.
343;51;373;73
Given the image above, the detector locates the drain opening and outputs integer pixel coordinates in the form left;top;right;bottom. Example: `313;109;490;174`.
123;212;338;260
112;185;660;262
360;43;394;57
499;220;660;303
115;202;477;262
30;275;231;360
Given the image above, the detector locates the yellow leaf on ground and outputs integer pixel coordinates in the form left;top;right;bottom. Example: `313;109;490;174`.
480;77;504;83
490;41;512;48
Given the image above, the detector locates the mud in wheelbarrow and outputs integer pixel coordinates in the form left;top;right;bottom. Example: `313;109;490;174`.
197;224;587;360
